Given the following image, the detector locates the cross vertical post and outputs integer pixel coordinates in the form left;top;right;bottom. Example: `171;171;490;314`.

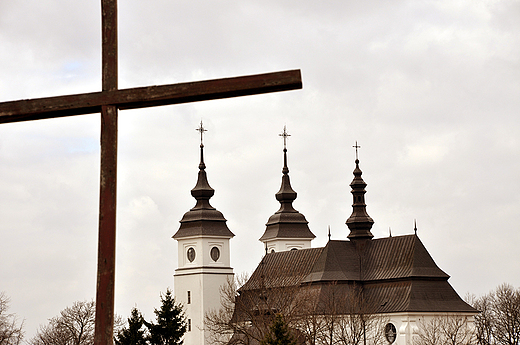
0;1;303;343
95;1;118;344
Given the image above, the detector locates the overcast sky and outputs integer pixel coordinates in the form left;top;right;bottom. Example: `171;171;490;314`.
1;0;519;339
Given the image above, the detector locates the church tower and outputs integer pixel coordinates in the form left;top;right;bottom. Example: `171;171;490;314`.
173;122;234;345
346;144;374;240
259;126;315;252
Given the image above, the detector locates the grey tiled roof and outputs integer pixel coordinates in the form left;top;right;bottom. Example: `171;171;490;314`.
259;216;316;241
173;157;234;239
301;235;450;284
259;144;315;242
240;247;323;291
240;235;475;314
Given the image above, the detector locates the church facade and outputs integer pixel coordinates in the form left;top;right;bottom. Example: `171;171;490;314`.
173;127;476;345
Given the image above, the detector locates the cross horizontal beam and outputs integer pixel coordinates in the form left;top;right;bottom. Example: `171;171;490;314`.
0;69;302;124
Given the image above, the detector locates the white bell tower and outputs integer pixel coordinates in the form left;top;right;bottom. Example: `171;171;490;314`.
173;122;234;345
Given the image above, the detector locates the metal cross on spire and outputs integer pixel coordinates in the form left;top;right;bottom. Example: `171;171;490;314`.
279;125;291;149
196;120;207;146
353;141;361;160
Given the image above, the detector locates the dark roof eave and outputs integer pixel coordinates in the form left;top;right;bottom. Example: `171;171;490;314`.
173;220;235;239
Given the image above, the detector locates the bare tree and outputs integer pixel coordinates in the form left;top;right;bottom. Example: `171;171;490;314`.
321;284;387;345
468;283;520;345
30;300;123;345
205;273;310;345
290;286;329;345
492;284;520;345
0;292;24;345
206;277;388;345
204;274;247;345
413;314;476;345
467;293;494;345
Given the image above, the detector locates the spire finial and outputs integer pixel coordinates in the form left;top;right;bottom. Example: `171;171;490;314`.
279;126;291;174
414;219;418;235
196;121;207;170
274;125;296;202
389;227;392;237
328;226;331;241
196;120;207;147
279;125;291;150
173;121;234;241
260;127;315;246
353;141;361;161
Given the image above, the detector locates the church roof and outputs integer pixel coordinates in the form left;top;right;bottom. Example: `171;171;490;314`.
241;235;474;314
259;127;315;242
244;235;449;286
363;279;477;313
173;124;234;239
240;247;323;291
239;155;475;315
302;235;449;284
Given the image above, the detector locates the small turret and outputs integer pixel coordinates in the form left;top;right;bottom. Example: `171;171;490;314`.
346;142;374;240
173;121;234;239
259;126;315;252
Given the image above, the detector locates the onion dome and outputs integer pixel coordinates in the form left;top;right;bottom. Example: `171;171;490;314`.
173;122;234;239
346;144;374;240
259;127;315;242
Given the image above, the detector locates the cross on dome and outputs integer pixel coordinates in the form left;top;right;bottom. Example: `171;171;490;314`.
279;125;291;149
353;141;361;161
196;120;207;146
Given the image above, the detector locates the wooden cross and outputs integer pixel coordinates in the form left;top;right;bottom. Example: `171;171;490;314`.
0;1;302;344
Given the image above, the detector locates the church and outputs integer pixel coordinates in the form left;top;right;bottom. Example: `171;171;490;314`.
172;125;477;345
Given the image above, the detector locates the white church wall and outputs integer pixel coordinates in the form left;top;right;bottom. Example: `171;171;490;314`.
264;237;312;253
387;312;476;345
174;272;202;345
201;237;231;267
290;311;475;345
174;235;234;345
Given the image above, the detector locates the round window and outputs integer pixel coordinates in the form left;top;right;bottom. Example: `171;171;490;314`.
210;247;220;261
187;247;196;262
385;323;397;344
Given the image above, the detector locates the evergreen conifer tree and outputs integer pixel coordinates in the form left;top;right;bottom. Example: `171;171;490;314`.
144;289;186;345
115;307;147;345
261;314;297;345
